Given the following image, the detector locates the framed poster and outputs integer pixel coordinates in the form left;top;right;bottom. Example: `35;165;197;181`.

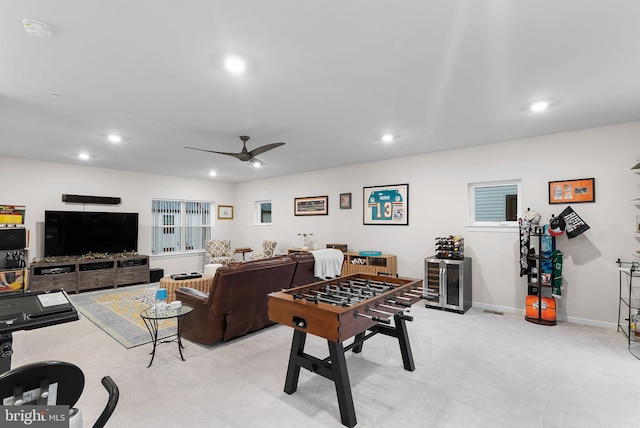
217;205;234;220
548;178;595;204
363;183;409;225
294;196;328;216
0;205;26;225
339;193;352;209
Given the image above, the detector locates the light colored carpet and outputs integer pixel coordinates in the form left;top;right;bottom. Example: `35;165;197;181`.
9;303;640;428
69;284;174;348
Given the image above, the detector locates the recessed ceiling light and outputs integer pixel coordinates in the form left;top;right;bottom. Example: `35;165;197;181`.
530;101;549;112
224;56;246;74
78;153;90;160
107;134;122;143
382;134;394;143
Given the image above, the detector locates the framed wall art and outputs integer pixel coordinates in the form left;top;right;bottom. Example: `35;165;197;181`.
217;205;234;220
548;178;595;204
339;193;352;209
294;195;328;216
363;183;409;225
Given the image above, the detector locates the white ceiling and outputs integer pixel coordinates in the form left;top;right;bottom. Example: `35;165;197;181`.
2;1;639;183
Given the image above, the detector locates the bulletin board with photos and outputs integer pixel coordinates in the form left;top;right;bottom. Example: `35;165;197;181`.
1;204;28;293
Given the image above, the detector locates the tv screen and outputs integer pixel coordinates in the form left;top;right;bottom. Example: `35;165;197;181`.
44;211;139;257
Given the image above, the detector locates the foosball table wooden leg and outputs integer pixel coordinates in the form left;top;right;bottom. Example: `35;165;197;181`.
282;329;358;428
395;315;415;371
328;340;357;428
284;329;307;394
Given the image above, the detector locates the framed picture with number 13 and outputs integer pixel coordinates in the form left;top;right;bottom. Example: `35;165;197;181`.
363;183;409;225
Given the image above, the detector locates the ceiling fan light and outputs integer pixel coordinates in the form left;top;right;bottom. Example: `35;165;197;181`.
251;158;263;168
107;134;122;143
382;134;394;143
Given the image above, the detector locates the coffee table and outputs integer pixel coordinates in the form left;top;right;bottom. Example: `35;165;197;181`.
159;274;213;302
140;305;193;367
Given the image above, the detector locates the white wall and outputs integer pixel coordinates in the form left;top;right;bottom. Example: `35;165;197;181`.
1;158;235;275
3;121;638;327
234;121;640;327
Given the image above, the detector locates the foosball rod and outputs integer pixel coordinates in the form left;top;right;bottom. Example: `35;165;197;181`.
348;280;394;292
308;289;361;306
377;302;408;312
365;306;396;316
310;288;356;300
402;291;424;297
334;284;380;297
303;292;349;306
366;303;414;323
349;281;395;291
346;283;388;296
353;311;391;324
324;286;371;298
385;298;411;307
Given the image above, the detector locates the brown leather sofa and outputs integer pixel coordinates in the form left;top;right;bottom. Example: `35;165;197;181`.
289;251;318;286
175;253;321;345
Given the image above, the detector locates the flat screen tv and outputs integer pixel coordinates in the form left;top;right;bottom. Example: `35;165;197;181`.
44;211;139;257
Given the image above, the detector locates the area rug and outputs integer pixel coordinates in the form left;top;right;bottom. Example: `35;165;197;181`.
70;284;177;349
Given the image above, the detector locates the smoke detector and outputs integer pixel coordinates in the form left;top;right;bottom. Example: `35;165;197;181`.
22;19;53;38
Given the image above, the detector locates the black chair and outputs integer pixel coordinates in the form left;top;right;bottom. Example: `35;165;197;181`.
0;361;119;428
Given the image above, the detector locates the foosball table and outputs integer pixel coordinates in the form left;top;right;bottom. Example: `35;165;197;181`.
268;273;425;427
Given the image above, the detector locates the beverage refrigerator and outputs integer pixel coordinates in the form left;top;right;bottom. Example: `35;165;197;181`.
424;257;472;313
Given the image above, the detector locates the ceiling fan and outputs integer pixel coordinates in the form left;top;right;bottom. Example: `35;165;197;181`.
185;135;285;166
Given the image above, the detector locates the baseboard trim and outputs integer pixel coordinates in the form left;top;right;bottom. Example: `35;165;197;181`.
471;301;617;330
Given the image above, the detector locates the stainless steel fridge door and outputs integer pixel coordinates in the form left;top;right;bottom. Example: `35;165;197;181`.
424;258;442;307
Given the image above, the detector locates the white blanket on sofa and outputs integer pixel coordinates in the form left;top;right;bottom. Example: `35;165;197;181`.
311;248;344;279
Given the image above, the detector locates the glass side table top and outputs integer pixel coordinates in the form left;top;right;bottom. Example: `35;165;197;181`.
140;304;193;320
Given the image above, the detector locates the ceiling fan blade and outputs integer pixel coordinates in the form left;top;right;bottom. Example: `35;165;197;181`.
248;142;285;157
185;146;245;160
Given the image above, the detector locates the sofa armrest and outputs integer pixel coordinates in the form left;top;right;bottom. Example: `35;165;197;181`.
175;285;226;345
175;286;208;305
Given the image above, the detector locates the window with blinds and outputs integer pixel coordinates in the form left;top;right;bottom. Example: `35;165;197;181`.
152;199;212;255
468;180;521;229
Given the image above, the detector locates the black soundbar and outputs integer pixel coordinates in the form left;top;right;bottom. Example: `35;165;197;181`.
62;194;121;205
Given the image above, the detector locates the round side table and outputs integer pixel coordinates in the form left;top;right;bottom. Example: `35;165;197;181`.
140;305;193;367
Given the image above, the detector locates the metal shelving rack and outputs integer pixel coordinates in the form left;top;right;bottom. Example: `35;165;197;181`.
525;228;557;325
616;259;640;360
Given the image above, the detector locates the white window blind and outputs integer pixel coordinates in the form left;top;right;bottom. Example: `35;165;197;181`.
152;200;212;255
474;185;518;221
468;180;521;231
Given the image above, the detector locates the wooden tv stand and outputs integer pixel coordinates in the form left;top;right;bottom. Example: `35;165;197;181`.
29;255;150;293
